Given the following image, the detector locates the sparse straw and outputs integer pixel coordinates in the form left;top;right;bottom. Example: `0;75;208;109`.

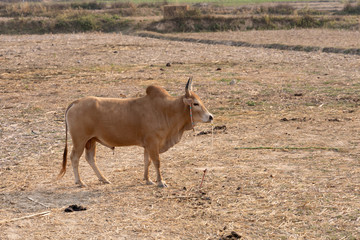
0;211;51;224
27;197;49;208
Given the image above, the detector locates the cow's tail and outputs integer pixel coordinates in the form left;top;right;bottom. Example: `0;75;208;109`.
57;103;73;180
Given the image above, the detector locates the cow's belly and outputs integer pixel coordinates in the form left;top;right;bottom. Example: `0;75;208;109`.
95;129;143;148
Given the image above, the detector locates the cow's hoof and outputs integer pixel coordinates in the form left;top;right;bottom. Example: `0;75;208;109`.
146;180;155;185
100;179;111;184
157;181;168;188
76;181;86;188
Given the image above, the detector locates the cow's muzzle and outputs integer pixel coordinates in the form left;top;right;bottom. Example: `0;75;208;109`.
206;114;214;123
209;114;214;122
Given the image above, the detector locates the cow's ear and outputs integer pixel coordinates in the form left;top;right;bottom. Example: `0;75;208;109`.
183;98;193;106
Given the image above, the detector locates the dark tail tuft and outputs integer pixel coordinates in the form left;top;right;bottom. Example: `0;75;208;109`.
57;143;67;180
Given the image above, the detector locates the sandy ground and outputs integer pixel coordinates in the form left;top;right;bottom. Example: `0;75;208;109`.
0;31;360;239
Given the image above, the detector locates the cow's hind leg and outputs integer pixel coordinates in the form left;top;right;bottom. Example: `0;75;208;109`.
70;144;86;187
144;149;154;185
85;138;111;184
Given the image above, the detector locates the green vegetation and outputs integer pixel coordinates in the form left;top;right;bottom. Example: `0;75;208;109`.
246;101;257;106
219;78;233;83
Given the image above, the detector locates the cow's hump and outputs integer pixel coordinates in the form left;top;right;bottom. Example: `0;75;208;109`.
146;85;170;98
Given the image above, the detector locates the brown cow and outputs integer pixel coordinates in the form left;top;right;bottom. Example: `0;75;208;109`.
57;78;213;187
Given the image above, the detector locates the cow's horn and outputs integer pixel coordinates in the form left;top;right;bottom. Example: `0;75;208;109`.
185;77;193;96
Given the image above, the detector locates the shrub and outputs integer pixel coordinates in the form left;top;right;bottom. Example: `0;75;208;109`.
296;15;320;28
3;2;48;17
111;2;135;9
268;4;295;15
138;1;167;8
54;12;99;32
70;1;105;10
342;2;360;14
170;8;201;19
54;12;131;33
76;14;97;31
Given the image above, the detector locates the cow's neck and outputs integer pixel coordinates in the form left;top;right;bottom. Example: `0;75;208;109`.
170;96;193;131
159;96;192;153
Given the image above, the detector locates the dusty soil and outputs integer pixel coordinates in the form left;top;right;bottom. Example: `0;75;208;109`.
1;31;360;239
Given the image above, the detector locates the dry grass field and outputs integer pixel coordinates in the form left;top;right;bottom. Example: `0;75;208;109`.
1;30;360;239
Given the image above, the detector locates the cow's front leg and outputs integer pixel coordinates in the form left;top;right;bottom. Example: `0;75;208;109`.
143;149;154;185
147;148;167;188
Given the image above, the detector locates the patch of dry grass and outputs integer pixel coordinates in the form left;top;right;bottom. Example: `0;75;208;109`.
1;32;360;239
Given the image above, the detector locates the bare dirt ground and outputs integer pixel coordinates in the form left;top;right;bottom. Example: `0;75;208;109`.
0;31;360;239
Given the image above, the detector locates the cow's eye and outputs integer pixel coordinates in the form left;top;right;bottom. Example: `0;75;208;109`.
193;103;199;106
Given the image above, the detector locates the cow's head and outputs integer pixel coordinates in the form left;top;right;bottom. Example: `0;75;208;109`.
183;77;213;124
